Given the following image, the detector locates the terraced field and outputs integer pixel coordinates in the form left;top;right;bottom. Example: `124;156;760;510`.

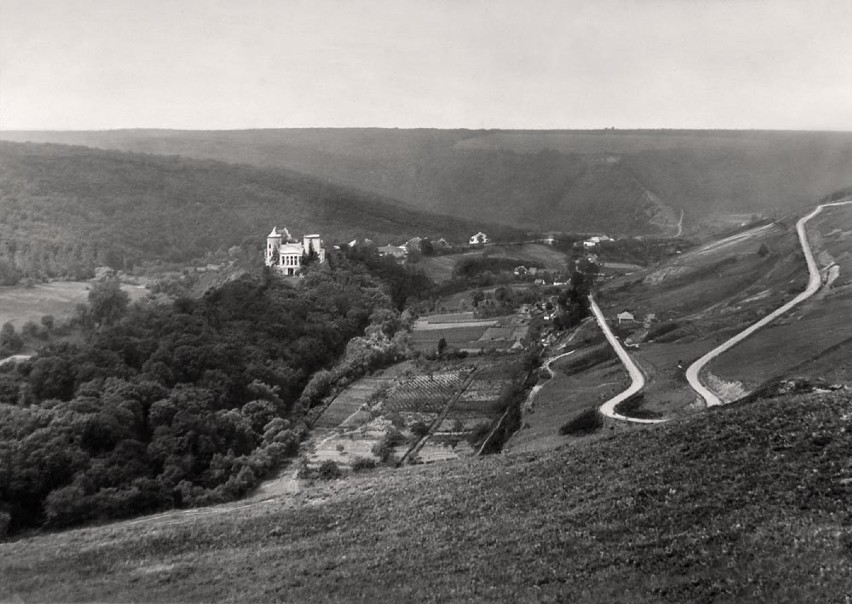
383;370;471;414
305;356;530;468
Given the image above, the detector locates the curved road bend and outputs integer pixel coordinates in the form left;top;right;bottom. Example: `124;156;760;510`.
589;295;666;424
686;200;852;407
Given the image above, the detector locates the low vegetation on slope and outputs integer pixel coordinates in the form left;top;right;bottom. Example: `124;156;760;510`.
0;141;518;280
3;390;851;602
7;128;852;235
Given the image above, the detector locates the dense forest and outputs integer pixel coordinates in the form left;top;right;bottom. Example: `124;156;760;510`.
0;254;418;535
0;141;521;282
8;128;852;234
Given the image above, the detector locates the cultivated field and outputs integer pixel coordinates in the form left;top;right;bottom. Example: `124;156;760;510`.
410;312;529;353
306;356;527;468
312;362;412;429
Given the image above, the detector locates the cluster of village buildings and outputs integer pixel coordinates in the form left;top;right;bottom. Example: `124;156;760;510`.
265;225;614;276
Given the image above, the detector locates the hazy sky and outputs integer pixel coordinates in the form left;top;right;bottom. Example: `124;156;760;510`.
1;0;851;130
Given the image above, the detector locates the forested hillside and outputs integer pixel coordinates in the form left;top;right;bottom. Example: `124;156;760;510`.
0;255;415;534
6;128;852;234
0;142;518;280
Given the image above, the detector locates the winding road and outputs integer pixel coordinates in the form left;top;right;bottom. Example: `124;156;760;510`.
686;199;852;407
589;295;666;424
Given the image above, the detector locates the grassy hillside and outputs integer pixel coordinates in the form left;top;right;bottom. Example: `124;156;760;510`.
2;390;851;602
593;199;852;417
0;141;518;276
5;128;852;235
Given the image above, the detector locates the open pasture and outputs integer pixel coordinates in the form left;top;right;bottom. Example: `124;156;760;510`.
708;288;852;390
601;221;805;332
0;280;148;328
507;355;628;454
416;242;568;283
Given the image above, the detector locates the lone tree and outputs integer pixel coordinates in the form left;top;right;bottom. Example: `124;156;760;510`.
88;279;130;327
0;322;23;353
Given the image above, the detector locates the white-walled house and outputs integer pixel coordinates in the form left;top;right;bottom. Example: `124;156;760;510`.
265;226;326;275
617;311;635;324
469;232;490;245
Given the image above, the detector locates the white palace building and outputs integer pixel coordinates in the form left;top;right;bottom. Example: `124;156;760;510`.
264;226;326;275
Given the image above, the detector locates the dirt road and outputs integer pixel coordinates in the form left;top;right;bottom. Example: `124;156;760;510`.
686;200;852;407
589;295;666;424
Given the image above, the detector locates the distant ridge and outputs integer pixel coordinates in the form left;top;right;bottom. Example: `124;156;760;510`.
0;141;520;272
4;128;852;235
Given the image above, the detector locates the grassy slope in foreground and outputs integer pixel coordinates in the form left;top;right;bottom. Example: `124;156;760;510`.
3;391;852;602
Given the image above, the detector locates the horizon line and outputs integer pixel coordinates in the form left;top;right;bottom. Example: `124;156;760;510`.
3;126;852;134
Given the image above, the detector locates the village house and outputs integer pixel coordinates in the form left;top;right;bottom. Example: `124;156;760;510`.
583;234;612;249
469;231;490;245
378;244;408;260
617;311;636;324
265;226;326;276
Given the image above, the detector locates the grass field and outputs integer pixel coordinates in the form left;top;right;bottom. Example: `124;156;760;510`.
416;243;568;283
0;281;148;328
410;312;526;353
507;350;628;454
4;391;851;602
596;217;820;414
703;205;852;390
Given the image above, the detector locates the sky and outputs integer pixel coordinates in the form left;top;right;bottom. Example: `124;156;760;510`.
1;0;851;131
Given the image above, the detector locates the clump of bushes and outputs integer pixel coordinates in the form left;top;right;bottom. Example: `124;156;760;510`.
371;428;406;464
317;460;342;480
559;408;603;436
468;420;493;446
350;456;376;472
410;420;430;439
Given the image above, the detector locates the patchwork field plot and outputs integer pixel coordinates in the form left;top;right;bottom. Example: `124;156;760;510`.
411;313;525;352
314;378;391;428
306;355;529;469
383;370;471;413
313;362;412;428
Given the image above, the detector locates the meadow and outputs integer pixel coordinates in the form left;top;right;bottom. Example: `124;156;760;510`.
0;281;148;329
